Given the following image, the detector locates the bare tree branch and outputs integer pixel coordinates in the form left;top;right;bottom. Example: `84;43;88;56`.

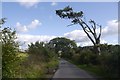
82;21;94;35
78;20;95;45
67;24;76;27
98;25;102;39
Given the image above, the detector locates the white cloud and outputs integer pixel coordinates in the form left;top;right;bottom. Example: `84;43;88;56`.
76;39;107;47
51;2;57;6
17;0;39;8
28;19;41;29
16;19;118;50
64;30;94;46
17;33;108;50
16;22;28;32
102;20;118;37
17;34;57;50
16;19;41;33
64;19;118;46
64;30;89;43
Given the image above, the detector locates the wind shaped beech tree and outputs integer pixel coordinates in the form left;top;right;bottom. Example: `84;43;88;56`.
56;6;102;55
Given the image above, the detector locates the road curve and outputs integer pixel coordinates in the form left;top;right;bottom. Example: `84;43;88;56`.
52;59;96;79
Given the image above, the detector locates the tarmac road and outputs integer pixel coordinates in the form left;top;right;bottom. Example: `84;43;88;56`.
52;59;96;80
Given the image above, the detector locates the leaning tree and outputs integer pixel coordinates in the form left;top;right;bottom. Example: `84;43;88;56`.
56;6;102;55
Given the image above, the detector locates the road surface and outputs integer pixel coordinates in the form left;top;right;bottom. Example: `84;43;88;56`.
52;59;96;79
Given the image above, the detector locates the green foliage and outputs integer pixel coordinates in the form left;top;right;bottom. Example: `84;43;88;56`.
28;41;55;62
45;58;59;74
19;61;46;78
25;41;59;78
98;44;119;78
49;37;77;59
79;50;91;64
1;18;20;78
71;53;80;64
0;18;7;26
46;59;58;68
77;64;105;78
2;43;19;78
56;6;83;19
71;44;119;78
73;49;97;65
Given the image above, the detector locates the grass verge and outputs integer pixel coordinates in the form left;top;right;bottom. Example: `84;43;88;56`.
77;64;120;80
68;60;117;80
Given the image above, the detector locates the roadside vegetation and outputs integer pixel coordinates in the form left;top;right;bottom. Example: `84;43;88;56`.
49;36;119;79
55;6;119;79
1;5;119;79
69;44;119;79
1;18;59;78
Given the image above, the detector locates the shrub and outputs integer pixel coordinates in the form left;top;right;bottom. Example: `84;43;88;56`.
79;49;97;65
99;45;119;78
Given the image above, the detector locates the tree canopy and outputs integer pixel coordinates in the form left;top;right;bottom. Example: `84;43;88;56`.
48;37;77;58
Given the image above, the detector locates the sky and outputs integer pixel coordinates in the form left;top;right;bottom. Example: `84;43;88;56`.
1;1;118;50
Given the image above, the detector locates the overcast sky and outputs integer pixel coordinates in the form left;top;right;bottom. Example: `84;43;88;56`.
2;1;118;50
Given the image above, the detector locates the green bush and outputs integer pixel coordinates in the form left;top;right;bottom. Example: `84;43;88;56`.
78;49;97;65
2;44;18;78
98;45;119;78
72;54;80;64
24;41;59;77
2;27;20;78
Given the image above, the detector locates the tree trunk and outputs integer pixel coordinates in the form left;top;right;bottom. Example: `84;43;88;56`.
94;44;101;55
